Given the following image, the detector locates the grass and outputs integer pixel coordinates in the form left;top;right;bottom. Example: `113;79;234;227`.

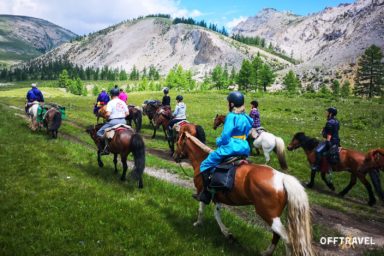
0;85;383;254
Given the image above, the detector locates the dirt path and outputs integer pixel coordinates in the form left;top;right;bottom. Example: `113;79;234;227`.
6;103;384;255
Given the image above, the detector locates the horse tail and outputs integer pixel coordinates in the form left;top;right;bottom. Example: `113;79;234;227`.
283;174;315;256
275;137;288;171
136;109;142;133
195;125;206;144
131;133;145;179
50;110;62;131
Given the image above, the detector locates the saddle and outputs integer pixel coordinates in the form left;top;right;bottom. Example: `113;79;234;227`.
209;156;248;192
173;120;189;132
104;124;134;139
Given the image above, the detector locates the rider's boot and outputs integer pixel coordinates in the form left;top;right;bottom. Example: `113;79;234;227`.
192;171;212;204
98;138;110;155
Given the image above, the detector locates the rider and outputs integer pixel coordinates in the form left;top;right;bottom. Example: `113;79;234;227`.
168;95;186;131
94;88;110;114
311;107;340;174
162;87;171;107
96;88;129;155
118;88;128;104
249;100;261;138
25;83;44;114
194;91;253;204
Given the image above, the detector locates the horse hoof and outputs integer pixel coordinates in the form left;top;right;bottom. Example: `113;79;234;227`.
226;233;236;243
120;177;126;181
338;192;345;197
193;221;202;227
306;183;314;188
98;162;104;168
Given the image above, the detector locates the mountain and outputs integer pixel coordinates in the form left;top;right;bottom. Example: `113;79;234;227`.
0;15;77;66
232;0;384;84
28;17;292;78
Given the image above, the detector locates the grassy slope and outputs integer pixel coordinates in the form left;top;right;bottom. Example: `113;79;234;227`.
0;86;383;254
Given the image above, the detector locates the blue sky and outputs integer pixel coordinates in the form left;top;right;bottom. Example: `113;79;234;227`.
0;0;356;35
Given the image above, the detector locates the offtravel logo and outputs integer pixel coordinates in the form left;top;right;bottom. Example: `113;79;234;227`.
320;236;375;249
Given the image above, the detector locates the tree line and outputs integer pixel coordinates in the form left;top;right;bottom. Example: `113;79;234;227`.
172;17;228;36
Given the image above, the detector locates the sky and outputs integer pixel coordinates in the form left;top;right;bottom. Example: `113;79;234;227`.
0;0;355;35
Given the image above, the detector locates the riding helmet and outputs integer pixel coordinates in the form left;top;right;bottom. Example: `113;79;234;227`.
176;95;183;101
110;88;120;97
163;87;169;94
327;107;337;116
251;100;258;108
227;91;244;107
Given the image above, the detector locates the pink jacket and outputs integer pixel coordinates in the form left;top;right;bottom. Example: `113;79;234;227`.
118;92;128;103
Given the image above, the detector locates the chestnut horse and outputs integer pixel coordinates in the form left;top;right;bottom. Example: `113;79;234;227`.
96;105;108;123
153;108;206;153
86;124;145;188
97;105;142;133
287;132;377;206
213;114;288;171
173;128;314;256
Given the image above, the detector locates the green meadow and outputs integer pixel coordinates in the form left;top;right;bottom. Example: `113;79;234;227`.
0;85;383;255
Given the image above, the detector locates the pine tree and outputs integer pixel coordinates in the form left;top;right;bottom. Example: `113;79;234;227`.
92;85;100;96
283;70;300;93
331;80;340;96
237;59;252;91
259;64;275;92
341;80;351;98
58;69;70;88
354;45;383;98
211;65;224;89
251;56;263;90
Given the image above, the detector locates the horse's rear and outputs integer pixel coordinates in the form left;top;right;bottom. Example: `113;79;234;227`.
27;102;40;131
44;108;62;139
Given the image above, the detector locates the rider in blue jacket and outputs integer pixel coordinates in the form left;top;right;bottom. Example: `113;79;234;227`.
25;83;44;113
194;91;253;204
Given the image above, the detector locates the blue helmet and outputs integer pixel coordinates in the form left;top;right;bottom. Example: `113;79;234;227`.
163;87;169;94
227;91;244;107
110;88;120;97
176;95;183;101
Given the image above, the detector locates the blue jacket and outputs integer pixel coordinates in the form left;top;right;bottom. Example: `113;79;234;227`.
97;92;110;103
26;87;44;102
322;117;340;146
200;111;253;172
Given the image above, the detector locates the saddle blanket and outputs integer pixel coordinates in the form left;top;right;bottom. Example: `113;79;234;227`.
174;120;189;132
104;124;134;139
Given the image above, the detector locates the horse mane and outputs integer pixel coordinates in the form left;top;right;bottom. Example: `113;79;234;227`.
294;132;319;151
185;132;212;154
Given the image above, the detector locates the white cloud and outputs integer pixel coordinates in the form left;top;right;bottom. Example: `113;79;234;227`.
0;0;203;35
226;16;247;30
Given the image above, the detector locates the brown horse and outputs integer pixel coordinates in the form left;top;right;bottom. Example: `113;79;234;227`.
287;132;377;206
173;128;314;256
86;124;145;188
96;105;108;123
43;107;62;139
126;105;142;132
213;114;226;130
360;148;384;204
142;100;162;127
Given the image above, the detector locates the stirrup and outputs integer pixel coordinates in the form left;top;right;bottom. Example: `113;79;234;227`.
100;145;110;155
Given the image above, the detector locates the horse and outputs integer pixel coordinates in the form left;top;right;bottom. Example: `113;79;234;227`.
27;101;42;131
126;105;143;133
173;128;315;256
43;107;62;139
213;114;288;171
96;105;108;123
287;132;377;206
359;148;384;204
142;100;162;127
153;108;206;154
86;124;145;188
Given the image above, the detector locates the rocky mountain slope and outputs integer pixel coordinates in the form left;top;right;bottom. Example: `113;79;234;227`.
29;17;292;78
0;15;76;66
233;0;384;82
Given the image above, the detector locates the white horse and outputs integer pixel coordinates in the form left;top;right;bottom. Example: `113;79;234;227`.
27;101;41;131
253;130;288;171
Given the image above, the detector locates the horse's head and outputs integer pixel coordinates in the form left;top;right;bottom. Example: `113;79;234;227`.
287;132;306;151
86;124;103;142
213;114;225;130
362;148;384;171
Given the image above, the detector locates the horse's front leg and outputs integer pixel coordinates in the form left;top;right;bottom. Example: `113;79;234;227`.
321;171;335;191
151;125;157;139
97;150;104;167
339;173;357;197
214;203;234;239
120;155;128;181
263;148;271;164
113;154;118;173
193;202;206;227
357;172;376;206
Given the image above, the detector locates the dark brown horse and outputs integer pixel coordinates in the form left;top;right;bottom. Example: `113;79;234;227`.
287;132;377;206
43;107;62;139
86;124;145;188
213;114;226;130
142;100;162;127
173;127;315;256
126;105;142;132
152;106;172;139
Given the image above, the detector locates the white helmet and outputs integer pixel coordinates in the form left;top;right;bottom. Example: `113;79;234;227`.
31;83;37;87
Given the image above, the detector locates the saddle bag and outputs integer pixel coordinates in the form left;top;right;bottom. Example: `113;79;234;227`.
209;164;236;192
328;144;340;164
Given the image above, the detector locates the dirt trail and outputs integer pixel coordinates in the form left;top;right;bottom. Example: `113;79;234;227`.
6;103;384;255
